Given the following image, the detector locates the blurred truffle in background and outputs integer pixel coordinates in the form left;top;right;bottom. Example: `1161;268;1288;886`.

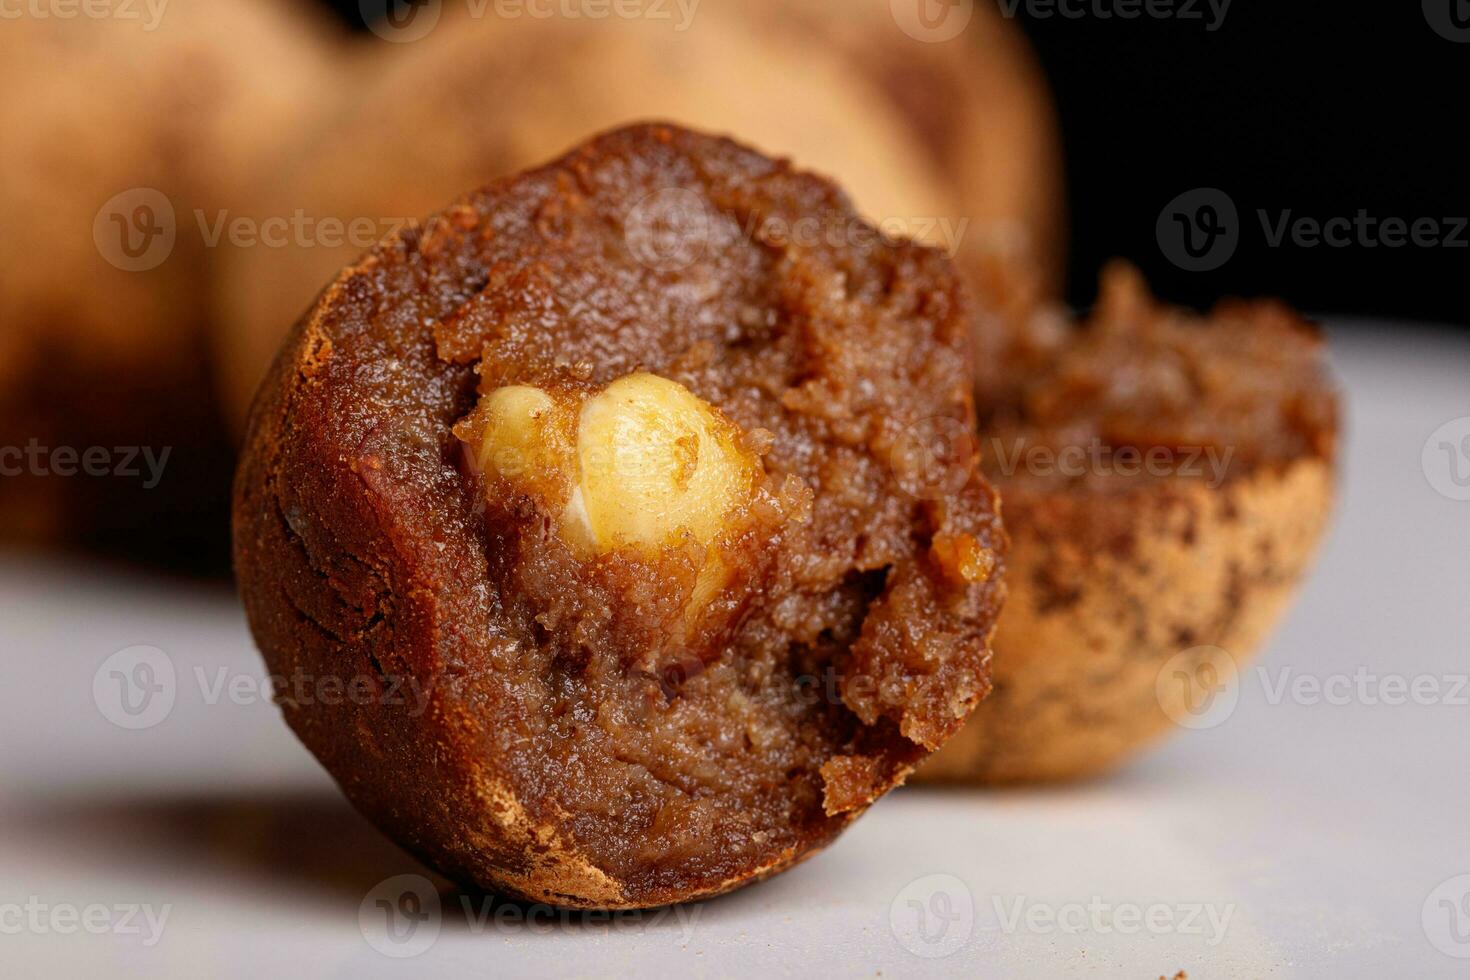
739;0;1064;291
0;0;344;572
212;0;1063;431
918;262;1338;784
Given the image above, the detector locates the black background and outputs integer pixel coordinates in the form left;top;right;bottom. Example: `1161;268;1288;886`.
1017;1;1468;325
321;0;1467;325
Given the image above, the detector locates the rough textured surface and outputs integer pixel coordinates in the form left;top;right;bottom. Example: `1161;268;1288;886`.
0;0;342;567
920;263;1339;784
234;125;1006;907
213;5;956;431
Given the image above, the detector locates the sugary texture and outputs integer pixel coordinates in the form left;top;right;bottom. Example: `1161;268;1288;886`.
920;262;1339;784
234;125;1006;907
212;5;957;431
0;0;342;566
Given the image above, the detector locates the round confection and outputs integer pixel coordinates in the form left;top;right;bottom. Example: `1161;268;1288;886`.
234;124;1006;907
919;261;1338;784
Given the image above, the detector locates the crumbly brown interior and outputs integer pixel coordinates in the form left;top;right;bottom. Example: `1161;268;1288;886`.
972;260;1338;496
235;124;1004;905
436;140;1002;892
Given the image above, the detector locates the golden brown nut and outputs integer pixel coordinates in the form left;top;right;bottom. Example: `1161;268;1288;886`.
919;263;1339;784
211;5;961;432
0;0;342;564
462;372;759;559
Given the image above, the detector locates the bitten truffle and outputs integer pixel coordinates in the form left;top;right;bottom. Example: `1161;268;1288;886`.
233;125;1006;908
919;262;1338;784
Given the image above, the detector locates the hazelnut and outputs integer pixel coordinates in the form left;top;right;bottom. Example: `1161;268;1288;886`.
477;384;574;484
467;372;760;559
573;373;758;556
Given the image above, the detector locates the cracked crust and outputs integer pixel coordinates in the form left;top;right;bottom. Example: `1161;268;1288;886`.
234;124;1005;907
919;264;1339;784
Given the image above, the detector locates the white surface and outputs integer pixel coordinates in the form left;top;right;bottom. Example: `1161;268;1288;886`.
3;324;1468;978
